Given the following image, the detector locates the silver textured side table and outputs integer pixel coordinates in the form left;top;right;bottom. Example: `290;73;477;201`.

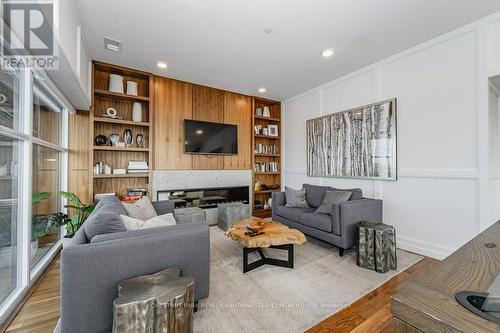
113;267;194;333
357;221;397;273
217;202;250;231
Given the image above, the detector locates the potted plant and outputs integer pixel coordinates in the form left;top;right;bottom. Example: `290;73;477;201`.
32;192;71;258
59;191;96;237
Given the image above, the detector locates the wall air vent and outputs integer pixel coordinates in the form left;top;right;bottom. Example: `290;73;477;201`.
104;37;122;52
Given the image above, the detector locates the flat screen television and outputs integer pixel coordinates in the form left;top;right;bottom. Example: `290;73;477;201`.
184;119;238;155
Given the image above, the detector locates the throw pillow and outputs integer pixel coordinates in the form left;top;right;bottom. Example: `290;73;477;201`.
84;211;126;241
121;213;177;231
285;186;309;208
122;196;158;220
315;190;352;215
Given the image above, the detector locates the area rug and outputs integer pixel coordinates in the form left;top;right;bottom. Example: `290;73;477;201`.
193;227;422;333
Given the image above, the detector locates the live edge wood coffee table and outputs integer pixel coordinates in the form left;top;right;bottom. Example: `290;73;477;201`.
225;217;306;273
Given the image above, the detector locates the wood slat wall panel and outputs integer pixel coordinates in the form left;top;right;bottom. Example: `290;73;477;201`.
68;112;91;202
153;77;193;169
192;85;224;169
223;92;252;170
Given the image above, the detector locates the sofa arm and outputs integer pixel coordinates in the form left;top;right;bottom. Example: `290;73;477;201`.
339;199;383;249
152;200;175;215
272;191;286;212
60;223;209;333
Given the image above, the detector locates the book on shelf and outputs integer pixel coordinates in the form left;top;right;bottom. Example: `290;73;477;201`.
254;143;278;155
254;162;279;173
127;169;149;174
94;192;116;202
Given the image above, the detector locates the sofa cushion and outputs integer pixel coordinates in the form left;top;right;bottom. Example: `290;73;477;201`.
275;206;316;221
84;211;126;241
285;186;309;208
122;196;158;220
94;195;127;215
299;213;334;233
121;213;177;231
315;190;352;214
302;184;332;208
333;188;363;201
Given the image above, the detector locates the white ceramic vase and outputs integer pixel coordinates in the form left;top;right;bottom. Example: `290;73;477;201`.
126;81;138;96
109;74;124;93
263;106;271;117
132;102;142;122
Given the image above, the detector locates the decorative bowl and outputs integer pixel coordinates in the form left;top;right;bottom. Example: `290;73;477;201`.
247;222;265;232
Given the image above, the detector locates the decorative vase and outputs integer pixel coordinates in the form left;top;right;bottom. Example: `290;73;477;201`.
132;102;142;122
126;81;138;96
263;106;271;117
95;135;109;146
109;134;120;147
255;108;263;117
124;129;133;146
109;74;124;93
136;134;144;147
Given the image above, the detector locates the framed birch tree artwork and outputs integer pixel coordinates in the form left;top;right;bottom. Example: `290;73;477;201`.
307;98;397;180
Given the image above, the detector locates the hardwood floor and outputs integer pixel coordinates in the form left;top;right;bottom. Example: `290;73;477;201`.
4;258;60;333
2;256;438;333
306;257;439;333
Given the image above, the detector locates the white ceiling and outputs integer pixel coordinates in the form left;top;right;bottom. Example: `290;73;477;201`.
76;0;500;101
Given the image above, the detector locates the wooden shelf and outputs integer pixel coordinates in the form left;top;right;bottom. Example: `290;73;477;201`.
255;172;280;175
94;118;151;127
254;116;280;122
93;146;150;152
254;134;280;140
254;153;280;157
94;89;150;102
93;173;150;179
254;189;280;194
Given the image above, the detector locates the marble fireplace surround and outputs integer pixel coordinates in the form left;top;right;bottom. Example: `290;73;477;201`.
153;169;252;203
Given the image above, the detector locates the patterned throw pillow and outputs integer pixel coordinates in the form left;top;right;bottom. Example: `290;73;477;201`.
285;186;310;208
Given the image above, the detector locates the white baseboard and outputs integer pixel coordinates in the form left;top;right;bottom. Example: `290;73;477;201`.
397;235;454;260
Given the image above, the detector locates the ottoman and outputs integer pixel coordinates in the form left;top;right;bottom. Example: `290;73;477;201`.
217;203;250;231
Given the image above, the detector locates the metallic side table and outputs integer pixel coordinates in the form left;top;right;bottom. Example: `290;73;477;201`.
357;221;397;273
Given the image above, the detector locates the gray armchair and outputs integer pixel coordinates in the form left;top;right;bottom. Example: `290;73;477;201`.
60;197;209;333
272;184;382;256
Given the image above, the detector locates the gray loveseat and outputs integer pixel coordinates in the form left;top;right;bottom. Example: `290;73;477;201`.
272;184;382;256
60;196;210;333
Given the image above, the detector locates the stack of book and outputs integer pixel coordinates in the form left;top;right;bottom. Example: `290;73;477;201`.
94;192;116;202
254;162;279;173
127;161;149;174
254;143;278;155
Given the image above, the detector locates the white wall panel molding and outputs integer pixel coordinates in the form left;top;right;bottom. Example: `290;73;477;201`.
398;169;478;180
397;235;455;260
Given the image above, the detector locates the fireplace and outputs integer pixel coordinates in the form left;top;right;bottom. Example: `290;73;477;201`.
157;186;249;209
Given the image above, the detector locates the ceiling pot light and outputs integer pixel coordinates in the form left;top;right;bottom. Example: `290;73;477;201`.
264;28;273;34
157;61;168;69
322;48;334;57
258;88;266;93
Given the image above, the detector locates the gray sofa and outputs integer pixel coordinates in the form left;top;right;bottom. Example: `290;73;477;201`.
272;184;382;256
60;196;210;333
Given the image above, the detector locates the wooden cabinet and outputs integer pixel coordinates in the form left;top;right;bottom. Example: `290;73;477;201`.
224;92;252;170
192;85;224;169
154;77;193;170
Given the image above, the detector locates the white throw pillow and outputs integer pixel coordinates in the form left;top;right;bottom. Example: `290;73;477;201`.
121;196;157;220
121;213;177;231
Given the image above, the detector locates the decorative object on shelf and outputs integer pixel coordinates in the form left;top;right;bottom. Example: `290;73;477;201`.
94;135;109;146
263;106;271;118
132;102;142;122
100;107;123;120
263;202;270;210
109;133;120;147
357;221;397;273
112;267;194;333
113;169;126;175
126;81;138;96
109;74;124;93
267;124;278;137
94;162;113;175
262;128;268;136
136;134;144;147
115;142;126;147
255;108;263;117
124;129;133;146
254;125;262;135
268;197;272;208
307;98;397;180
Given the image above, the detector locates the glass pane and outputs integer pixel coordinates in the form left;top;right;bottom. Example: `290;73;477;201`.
31;144;60;269
0;69;20;130
0;135;19;303
32;80;62;145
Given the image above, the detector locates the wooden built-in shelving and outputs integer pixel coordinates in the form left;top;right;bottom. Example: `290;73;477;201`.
252;97;282;217
90;61;154;201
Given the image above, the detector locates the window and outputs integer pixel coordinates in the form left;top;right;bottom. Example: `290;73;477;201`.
31;145;61;269
0;70;20;131
0;135;20;304
33;80;62;145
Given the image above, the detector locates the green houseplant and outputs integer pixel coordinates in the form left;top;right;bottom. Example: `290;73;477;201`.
59;191;96;237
